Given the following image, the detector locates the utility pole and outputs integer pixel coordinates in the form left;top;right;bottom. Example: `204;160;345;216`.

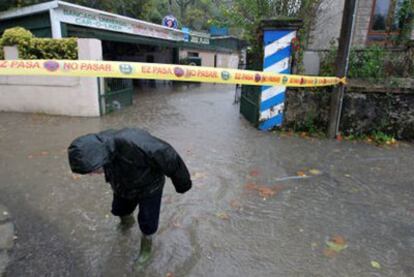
327;0;358;138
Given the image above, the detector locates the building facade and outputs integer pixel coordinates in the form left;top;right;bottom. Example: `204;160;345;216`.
308;0;414;50
303;0;414;74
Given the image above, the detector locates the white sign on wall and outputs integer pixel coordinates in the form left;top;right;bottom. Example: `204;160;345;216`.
54;7;185;41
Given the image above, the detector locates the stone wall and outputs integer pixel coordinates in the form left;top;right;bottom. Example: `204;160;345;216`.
284;82;414;140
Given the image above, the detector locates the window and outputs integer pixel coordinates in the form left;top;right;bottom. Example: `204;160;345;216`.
365;0;411;45
187;52;199;57
370;0;406;33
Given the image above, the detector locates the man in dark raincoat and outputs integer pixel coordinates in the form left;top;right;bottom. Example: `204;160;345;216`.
67;128;192;266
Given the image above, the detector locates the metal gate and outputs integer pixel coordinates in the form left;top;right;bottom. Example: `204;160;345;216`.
240;85;261;126
100;78;134;115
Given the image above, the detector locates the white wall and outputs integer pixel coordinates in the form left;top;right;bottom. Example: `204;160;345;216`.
179;49;240;69
0;39;102;117
308;0;345;50
216;53;239;68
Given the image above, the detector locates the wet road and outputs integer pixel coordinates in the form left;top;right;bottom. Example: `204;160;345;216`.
0;84;413;276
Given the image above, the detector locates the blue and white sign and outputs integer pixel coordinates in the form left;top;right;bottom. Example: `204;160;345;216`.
182;27;190;42
162;15;178;29
259;29;296;130
210;26;229;36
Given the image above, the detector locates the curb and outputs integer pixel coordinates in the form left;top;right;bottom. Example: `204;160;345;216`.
0;204;14;276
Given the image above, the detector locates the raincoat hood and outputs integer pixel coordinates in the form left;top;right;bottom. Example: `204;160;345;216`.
68;133;110;174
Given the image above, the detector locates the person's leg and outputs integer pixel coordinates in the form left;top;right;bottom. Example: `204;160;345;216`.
137;191;163;235
111;193;139;228
136;191;163;265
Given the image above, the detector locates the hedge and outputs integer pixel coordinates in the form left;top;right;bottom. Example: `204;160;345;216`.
0;27;78;60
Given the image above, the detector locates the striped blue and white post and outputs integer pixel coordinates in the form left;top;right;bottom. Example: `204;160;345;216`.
259;29;297;131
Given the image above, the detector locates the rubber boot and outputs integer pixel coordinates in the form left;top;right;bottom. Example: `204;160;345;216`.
136;235;153;266
118;214;135;231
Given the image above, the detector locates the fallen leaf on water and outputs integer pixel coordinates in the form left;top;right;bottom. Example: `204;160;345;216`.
331;235;346;245
257;186;276;198
230;199;241;209
323;248;338;257
71;174;81;181
350;187;359;193
244;183;257;191
192;171;207;180
371;261;381;269
324;235;348;255
171;219;182;228
249;169;260;177
309;169;322;176
216;212;230;220
296;171;307;177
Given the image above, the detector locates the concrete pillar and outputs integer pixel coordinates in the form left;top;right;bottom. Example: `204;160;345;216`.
49;8;62;38
77;39;103;60
258;19;302;131
4;46;19;60
76;39;103;116
303;51;321;75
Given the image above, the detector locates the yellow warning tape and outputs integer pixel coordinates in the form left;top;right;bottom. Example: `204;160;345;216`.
0;60;345;87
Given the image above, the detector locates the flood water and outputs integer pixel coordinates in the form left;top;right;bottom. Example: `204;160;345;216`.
0;84;413;276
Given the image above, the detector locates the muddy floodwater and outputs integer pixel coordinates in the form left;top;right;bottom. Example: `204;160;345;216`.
0;84;413;276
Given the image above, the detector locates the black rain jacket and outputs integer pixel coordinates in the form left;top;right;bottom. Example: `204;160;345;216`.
68;128;192;199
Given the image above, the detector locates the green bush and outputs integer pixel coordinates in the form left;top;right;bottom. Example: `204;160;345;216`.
320;45;387;80
2;27;33;46
0;27;78;60
348;45;385;79
320;43;414;80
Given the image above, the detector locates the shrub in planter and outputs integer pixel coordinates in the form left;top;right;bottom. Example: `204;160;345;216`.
0;27;77;60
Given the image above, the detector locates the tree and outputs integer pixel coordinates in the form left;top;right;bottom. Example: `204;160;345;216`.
209;0;322;71
175;0;194;23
